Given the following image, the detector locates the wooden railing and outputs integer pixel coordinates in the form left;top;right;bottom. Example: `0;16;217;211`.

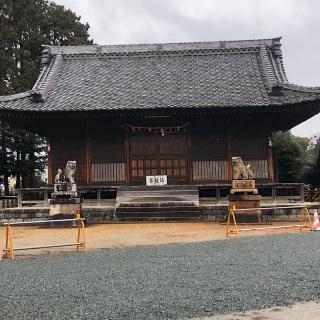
198;183;306;203
8;183;313;208
305;191;320;203
0;196;18;209
14;186;116;208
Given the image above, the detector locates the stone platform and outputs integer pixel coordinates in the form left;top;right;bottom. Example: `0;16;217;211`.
115;185;201;220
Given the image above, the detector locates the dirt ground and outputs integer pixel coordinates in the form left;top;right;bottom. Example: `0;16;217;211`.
0;222;313;258
191;301;320;320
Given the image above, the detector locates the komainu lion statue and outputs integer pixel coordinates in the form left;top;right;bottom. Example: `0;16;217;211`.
64;161;76;184
54;168;64;183
232;156;254;179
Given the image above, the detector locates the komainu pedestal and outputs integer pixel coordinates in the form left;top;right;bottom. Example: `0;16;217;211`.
228;194;261;218
228;157;261;222
230;179;258;195
49;161;82;218
49;183;81;217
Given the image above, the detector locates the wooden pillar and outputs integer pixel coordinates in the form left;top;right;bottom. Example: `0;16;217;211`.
216;187;221;204
300;184;305;202
17;190;22;208
267;137;274;182
187;125;192;183
97;188;101;206
226;119;232;182
85;123;91;185
227;134;232;181
48;143;53;184
43;189;49;207
46;121;53;184
271;185;276;203
124;127;130;183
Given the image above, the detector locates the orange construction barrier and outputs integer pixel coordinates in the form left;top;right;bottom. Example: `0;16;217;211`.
2;217;87;259
226;205;313;237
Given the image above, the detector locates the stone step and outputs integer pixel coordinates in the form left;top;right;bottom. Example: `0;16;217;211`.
117;201;198;208
116;206;200;213
117;188;198;200
116;211;202;219
117;189;198;194
116;216;204;222
117;191;198;201
116;197;199;207
117;185;198;192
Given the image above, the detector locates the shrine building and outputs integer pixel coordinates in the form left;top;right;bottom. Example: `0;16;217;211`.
0;37;320;192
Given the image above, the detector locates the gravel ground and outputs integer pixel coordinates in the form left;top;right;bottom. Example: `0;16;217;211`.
1;233;320;320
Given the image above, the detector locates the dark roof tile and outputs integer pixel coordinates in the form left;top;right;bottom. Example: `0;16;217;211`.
1;38;320;112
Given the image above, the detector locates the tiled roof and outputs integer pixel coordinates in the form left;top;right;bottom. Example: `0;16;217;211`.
1;37;320;112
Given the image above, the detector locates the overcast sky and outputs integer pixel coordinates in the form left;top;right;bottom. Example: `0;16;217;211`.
55;0;320;137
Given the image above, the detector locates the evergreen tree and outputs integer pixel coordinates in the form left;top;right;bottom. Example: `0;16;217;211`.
0;0;92;193
12;130;48;188
0;122;14;194
272;131;309;182
305;138;320;190
0;0;92;94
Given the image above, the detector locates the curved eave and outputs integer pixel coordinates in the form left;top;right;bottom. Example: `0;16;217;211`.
0;97;319;116
0;86;320;127
0;99;319;137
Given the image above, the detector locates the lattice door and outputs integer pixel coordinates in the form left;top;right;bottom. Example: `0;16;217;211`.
129;134;188;184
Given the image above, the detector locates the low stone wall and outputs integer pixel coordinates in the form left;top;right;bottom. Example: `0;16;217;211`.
82;207;115;222
200;206;320;222
0;207;116;224
0;208;49;224
0;204;319;224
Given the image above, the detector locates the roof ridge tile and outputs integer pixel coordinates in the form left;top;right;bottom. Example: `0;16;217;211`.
32;52;63;101
46;37;281;56
280;83;320;93
0;91;32;102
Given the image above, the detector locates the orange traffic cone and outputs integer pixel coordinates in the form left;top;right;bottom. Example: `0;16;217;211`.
313;209;320;231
